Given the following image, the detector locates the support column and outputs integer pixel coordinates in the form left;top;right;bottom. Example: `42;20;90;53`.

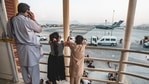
63;0;70;81
117;0;137;84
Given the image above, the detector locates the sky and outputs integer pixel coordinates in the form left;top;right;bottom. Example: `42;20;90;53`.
18;0;149;26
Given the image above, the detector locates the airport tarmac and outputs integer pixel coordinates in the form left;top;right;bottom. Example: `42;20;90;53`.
40;26;149;84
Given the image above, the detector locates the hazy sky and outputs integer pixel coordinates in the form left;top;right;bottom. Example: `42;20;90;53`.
18;0;149;25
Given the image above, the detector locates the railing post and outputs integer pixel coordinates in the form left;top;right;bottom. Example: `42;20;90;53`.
63;0;70;81
117;0;137;84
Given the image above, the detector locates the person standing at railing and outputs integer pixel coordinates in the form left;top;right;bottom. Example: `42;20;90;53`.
7;3;43;84
46;32;66;84
65;35;87;84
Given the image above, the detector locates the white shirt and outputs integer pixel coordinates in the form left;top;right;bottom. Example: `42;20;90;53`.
7;14;42;66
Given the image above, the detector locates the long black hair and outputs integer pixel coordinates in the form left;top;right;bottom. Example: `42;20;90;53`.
49;32;59;42
49;32;60;55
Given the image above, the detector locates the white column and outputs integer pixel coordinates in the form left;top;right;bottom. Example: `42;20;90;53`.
63;0;70;81
117;0;137;84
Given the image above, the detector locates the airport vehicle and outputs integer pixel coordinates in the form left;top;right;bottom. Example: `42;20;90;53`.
95;20;124;29
108;72;117;81
90;36;99;46
90;36;118;46
143;36;149;43
36;34;48;41
143;42;149;48
142;36;149;48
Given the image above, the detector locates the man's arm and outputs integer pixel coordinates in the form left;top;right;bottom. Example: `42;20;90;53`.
27;11;42;33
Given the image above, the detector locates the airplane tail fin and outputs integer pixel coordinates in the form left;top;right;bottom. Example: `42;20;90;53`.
112;20;124;28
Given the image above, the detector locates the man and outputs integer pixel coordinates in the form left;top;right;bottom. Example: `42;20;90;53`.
7;3;43;84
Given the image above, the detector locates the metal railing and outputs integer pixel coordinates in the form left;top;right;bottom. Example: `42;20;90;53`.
39;43;149;84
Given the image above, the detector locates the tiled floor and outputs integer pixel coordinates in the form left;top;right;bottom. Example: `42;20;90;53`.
0;78;70;84
0;73;69;84
0;78;24;84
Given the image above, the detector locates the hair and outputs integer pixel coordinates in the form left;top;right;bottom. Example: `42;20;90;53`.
49;32;60;56
49;32;60;42
75;35;84;44
18;3;30;13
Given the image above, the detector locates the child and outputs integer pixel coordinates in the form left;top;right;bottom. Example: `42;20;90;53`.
65;35;87;84
46;32;65;84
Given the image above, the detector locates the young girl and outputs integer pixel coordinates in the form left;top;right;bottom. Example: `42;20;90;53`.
65;35;87;84
46;32;65;84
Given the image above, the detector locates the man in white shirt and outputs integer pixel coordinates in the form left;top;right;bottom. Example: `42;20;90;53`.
7;3;43;84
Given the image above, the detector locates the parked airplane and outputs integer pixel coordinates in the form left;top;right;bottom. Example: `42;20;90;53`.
95;20;124;29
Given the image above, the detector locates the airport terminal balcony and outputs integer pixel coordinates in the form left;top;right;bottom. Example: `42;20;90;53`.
38;42;149;84
0;0;149;84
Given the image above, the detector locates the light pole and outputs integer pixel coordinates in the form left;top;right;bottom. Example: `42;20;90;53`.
112;10;115;24
111;10;115;36
105;19;107;35
105;19;107;25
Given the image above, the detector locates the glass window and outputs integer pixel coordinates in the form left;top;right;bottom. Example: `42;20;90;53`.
105;38;110;41
101;38;104;41
111;39;116;41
